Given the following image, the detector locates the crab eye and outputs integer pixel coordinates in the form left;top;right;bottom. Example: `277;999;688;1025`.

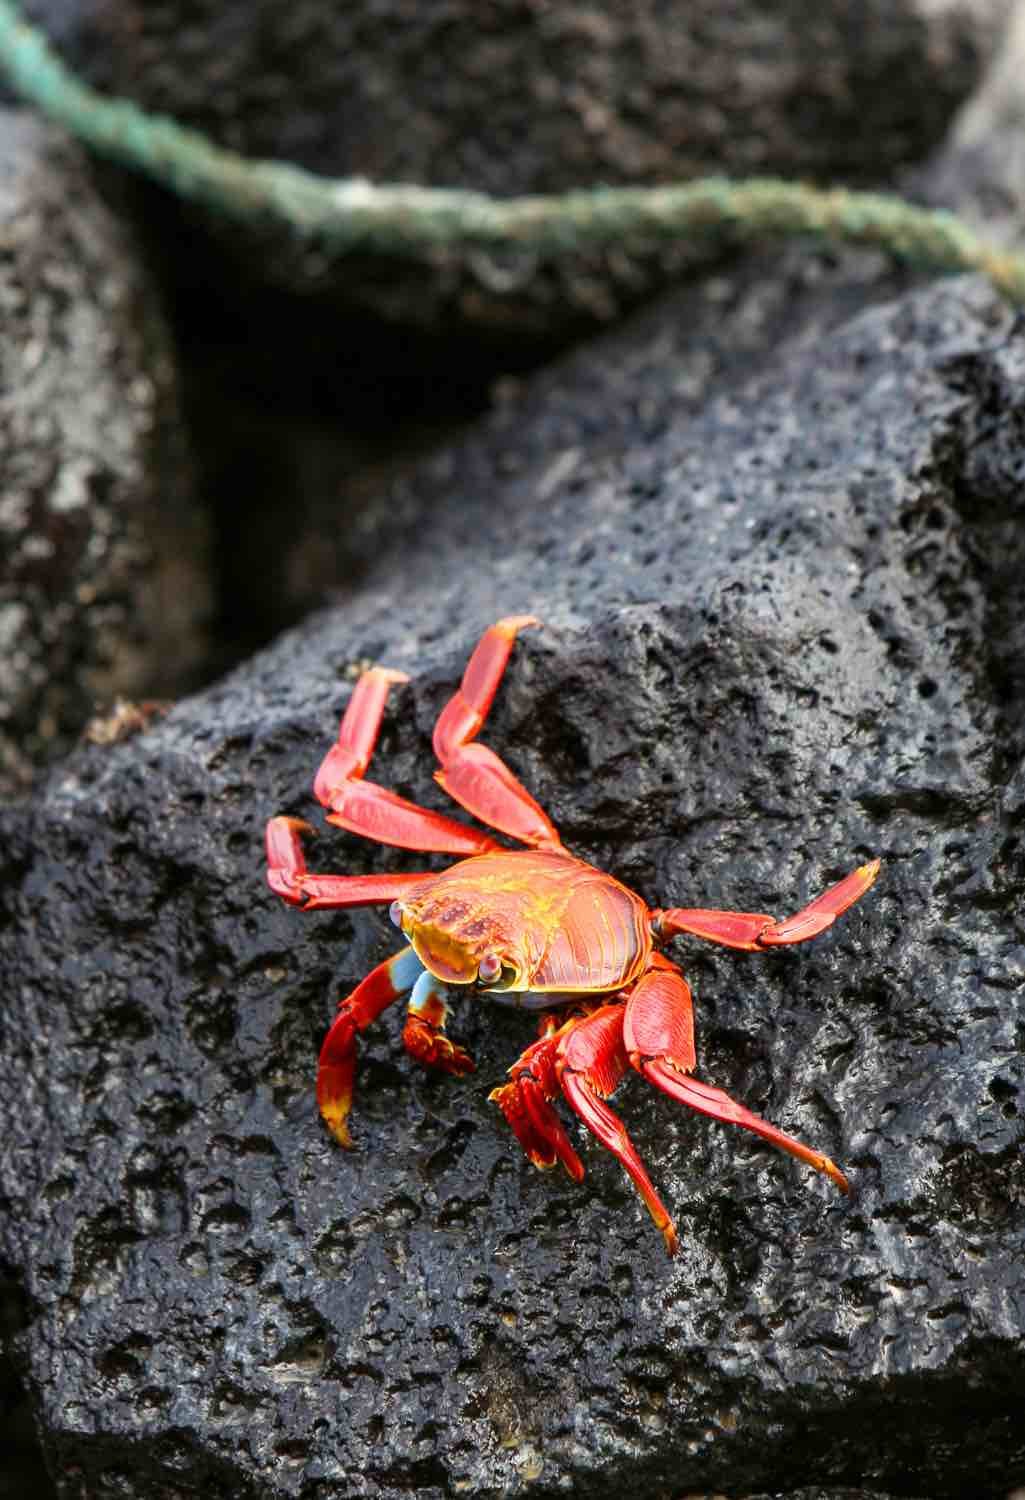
389;901;404;929
478;954;502;985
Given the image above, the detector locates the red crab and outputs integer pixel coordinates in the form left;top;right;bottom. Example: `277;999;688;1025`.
266;617;879;1254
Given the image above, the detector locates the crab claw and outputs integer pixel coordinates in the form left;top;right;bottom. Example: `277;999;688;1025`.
317;1010;359;1148
317;947;423;1148
403;971;476;1076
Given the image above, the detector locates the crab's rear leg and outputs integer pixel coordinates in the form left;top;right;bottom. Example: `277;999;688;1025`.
624;964;849;1193
313;666;500;855
652;859;880;951
432;616;564;850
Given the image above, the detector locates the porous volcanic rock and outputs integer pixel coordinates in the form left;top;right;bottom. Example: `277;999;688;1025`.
2;263;1024;1498
914;0;1025;256
0;108;208;799
17;0;1008;188
8;0;1013;333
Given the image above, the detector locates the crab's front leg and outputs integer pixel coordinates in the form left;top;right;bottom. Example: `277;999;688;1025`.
403;971;476;1077
320;959;476;1147
319;946;424;1146
492;1004;680;1255
490;1014;586;1185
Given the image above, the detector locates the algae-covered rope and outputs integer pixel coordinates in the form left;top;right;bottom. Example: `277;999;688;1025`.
1;0;1024;301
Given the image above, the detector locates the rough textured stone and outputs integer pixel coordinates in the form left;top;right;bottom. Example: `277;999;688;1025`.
0;108;209;799
2;263;1024;1499
17;0;1006;190
8;0;1013;333
914;0;1025;251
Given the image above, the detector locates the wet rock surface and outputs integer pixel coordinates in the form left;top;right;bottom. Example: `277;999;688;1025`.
8;0;1012;333
0;108;208;799
2;263;1024;1498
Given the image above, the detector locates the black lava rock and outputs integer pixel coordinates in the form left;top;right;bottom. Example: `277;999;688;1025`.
16;0;1006;189
7;0;1012;334
2;263;1024;1498
0;108;208;798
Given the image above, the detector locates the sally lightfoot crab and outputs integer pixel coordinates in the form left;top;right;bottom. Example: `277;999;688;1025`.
266;617;879;1254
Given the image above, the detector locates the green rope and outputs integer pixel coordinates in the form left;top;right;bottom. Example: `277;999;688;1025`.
2;0;1024;301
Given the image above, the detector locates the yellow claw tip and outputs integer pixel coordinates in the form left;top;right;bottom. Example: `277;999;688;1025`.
282;816;315;834
662;1221;680;1257
320;1103;355;1150
495;614;541;638
823;1159;850;1195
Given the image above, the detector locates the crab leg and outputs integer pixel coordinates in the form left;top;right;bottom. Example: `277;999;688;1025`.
432;616;564;850
493;1003;679;1252
403;971;476;1076
318;946;424;1147
309;666;501;855
623;964;849;1193
490;1016;586;1183
556;1005;680;1255
266;817;435;909
652;859;880;951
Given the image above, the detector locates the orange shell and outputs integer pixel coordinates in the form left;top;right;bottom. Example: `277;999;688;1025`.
400;848;652;993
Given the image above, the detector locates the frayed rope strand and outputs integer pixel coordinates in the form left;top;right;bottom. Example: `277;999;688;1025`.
2;0;1025;301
